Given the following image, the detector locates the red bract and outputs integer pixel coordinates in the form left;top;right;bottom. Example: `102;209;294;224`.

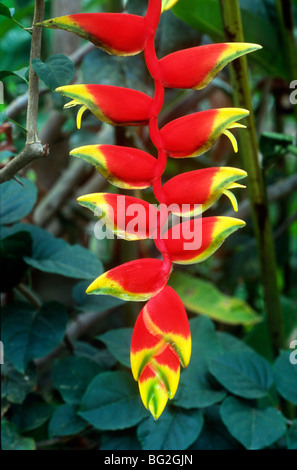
55;84;154;127
159;108;249;158
36;0;162;56
160;167;247;215
130;286;191;418
41;0;260;419
159;43;261;89
160;217;246;264
85;258;172;301
70;145;158;189
77;193;166;240
37;13;148;55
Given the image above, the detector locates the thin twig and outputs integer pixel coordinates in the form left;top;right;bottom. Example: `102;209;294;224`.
0;0;46;184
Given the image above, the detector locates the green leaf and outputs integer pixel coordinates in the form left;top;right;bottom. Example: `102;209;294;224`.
79;371;147;430
73;340;116;370
191;406;242;450
209;351;274;399
137;408;203;451
0;177;37;225
101;431;141;450
220;397;286;450
1;361;37;404
169;271;260;325
173;0;223;40
2;301;68;373
245;297;297;361
23;225;103;279
274;351;297;405
0;231;32;292
1;420;36;450
73;280;125;312
288;420;297;450
217;331;254;353
52;356;103;405
11;396;53;432
1;223;104;279
98;328;133;368
48;404;88;438
172;0;287;78
0;68;29;83
0;3;13;19
173;317;226;409
32;54;75;91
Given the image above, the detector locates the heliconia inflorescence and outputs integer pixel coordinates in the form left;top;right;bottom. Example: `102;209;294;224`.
38;0;261;419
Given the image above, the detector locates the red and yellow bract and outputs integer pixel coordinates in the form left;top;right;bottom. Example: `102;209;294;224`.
131;286;191;418
77;193;164;241
55;84;154;128
85;258;172;301
161;167;247;215
39;0;261;419
159;42;261;89
70;145;158;189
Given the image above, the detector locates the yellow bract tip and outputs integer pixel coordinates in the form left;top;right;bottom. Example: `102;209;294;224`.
223;129;238;153
161;0;180;12
63;99;80;109
76;105;88;129
223;189;238;212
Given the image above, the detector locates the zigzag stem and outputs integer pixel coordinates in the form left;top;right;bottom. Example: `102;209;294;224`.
144;23;172;275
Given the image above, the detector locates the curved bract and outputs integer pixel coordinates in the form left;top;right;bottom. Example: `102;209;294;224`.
77;193;165;241
70;145;158;189
159;108;249;158
161;167;247;216
159;43;262;89
55;84;154;127
161;217;246;265
85;258;172;301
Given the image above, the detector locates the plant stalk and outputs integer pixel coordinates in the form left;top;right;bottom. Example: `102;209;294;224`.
219;0;285;357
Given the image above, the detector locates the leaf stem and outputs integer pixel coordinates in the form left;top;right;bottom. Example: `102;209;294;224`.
219;0;285;357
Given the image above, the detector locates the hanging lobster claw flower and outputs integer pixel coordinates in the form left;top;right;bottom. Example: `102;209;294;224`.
77;193;164;240
131;286;191;418
85;258;172;301
159;108;249;158
36;13;149;56
159;43;262;90
161;216;245;264
55;84;154;128
161;167;247;216
70;145;158;189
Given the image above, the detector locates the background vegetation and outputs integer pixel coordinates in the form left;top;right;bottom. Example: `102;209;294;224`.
1;0;297;450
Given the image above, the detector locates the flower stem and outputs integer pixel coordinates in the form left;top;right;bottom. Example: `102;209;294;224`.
219;0;285;357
